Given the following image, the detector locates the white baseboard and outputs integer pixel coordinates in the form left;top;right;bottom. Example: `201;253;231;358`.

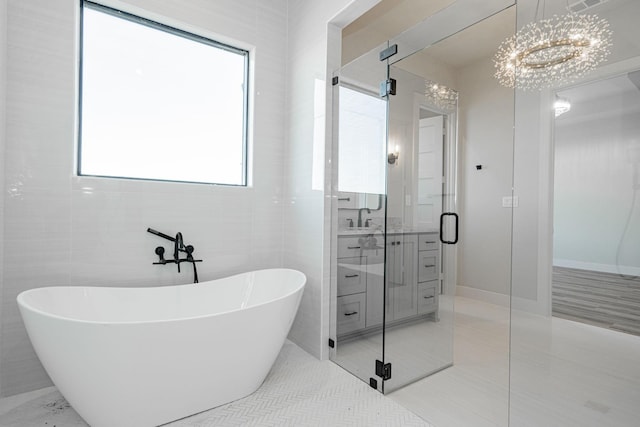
553;259;640;276
456;286;510;308
456;286;550;316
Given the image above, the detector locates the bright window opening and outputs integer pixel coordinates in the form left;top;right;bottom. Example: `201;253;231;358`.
79;1;249;186
338;86;387;194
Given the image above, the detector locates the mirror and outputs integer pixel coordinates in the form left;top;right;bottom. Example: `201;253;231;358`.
337;192;382;211
337;191;382;215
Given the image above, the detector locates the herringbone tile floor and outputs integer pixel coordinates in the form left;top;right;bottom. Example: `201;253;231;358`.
0;341;430;426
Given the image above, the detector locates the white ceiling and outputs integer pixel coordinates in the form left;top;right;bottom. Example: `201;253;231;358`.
343;0;640;72
413;6;515;70
342;0;455;41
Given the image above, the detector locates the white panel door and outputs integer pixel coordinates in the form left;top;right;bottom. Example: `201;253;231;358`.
417;115;444;228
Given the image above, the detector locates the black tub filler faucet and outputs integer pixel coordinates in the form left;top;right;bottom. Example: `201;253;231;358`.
147;228;202;283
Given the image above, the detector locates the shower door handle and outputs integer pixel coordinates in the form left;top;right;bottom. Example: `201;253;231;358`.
439;212;459;245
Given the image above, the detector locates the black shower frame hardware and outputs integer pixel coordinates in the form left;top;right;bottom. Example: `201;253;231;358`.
147;227;202;283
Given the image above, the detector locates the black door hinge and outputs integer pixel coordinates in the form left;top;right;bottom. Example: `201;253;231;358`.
379;78;396;97
332;76;339;86
379;44;398;61
328;338;335;348
369;378;378;389
376;360;392;380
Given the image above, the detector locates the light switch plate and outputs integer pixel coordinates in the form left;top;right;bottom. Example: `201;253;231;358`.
502;196;519;208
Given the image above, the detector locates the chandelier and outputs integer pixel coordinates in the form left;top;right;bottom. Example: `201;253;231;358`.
494;9;612;91
424;80;458;111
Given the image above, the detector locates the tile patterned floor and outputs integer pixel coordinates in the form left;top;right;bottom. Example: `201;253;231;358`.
552;266;640;336
388;297;510;427
0;341;430;427
3;296;638;427
389;297;640;427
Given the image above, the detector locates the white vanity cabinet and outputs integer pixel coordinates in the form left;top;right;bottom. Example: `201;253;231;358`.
417;232;440;319
336;236;369;335
336;231;439;337
337;256;366;297
336;292;366;334
365;247;384;329
385;234;418;321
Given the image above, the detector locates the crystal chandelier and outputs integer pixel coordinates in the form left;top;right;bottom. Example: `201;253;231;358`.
424;80;458;111
494;6;612;91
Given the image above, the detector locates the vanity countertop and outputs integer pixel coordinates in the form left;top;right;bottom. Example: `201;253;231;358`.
337;227;439;237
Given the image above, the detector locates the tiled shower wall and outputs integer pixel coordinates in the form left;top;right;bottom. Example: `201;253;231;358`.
1;0;289;397
283;0;380;361
0;0;375;398
0;0;7;399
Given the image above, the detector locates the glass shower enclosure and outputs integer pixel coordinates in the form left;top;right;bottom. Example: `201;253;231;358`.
331;0;640;425
330;0;516;396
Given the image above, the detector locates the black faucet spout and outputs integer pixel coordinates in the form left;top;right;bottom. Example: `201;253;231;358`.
357;208;371;227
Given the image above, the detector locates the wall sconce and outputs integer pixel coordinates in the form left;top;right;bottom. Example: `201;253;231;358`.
388;145;399;164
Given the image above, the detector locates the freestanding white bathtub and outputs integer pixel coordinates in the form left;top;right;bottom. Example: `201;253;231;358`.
17;268;306;427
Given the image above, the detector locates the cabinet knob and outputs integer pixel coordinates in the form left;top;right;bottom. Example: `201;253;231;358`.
344;274;359;278
344;311;358;316
424;264;435;268
347;246;361;249
423;296;434;300
425;241;436;244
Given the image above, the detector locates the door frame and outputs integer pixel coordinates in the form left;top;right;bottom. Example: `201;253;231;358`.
535;56;640;316
412;93;458;296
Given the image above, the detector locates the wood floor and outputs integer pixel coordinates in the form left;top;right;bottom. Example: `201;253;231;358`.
552;266;640;336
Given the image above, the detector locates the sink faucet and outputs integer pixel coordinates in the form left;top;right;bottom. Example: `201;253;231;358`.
357;208;371;227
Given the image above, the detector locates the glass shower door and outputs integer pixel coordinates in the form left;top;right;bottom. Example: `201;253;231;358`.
379;0;516;402
379;58;458;393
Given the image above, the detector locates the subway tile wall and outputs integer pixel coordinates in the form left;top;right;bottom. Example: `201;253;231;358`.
283;0;380;360
1;0;376;398
0;0;7;399
1;0;288;397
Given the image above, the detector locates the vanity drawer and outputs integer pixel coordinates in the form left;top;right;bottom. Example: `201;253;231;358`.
418;233;439;251
418;282;438;314
337;257;366;296
338;236;365;258
418;250;439;282
337;293;366;334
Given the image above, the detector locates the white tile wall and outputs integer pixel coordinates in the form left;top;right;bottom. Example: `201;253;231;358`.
283;0;381;360
1;0;287;397
1;0;381;398
0;0;7;398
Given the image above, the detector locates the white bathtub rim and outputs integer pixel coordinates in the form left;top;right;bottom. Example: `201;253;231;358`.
17;268;306;326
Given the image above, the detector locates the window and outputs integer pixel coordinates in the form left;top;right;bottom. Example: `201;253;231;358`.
79;1;249;186
338;86;387;194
